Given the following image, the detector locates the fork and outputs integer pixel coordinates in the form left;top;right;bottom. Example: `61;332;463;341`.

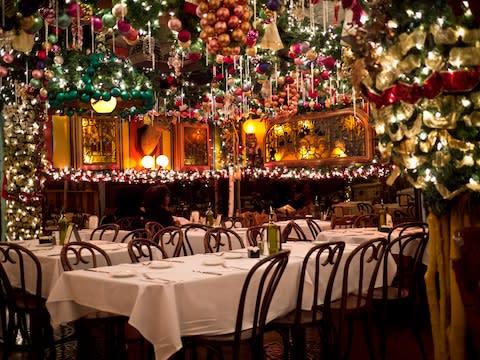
142;273;174;283
222;264;249;271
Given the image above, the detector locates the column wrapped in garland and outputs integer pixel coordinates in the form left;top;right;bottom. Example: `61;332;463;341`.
345;1;480;359
2;94;48;240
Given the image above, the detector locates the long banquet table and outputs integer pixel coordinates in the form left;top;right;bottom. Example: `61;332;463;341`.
46;241;395;360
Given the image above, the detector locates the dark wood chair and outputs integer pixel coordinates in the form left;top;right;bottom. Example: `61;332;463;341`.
0;243;56;359
330;237;388;360
372;232;429;360
151;226;184;257
357;202;375;214
306;218;323;239
60;241;128;359
127;239;168;263
246;225;268;247
270;241;345;359
115;216;145;231
281;220;309;242
387;221;428;243
452;227;480;359
145;221;163;240
89;223;120;241
181;223;211;256
221;216;246;229
204;228;245;253
354;214;379;228
331;215;357;229
117;229;149;243
192;250;290;360
392;209;417;226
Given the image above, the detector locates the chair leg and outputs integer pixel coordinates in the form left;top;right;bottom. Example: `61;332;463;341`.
362;312;376;360
408;300;427;360
342;317;355;360
274;327;291;360
291;328;306;360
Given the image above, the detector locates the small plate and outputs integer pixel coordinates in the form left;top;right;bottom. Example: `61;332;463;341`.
202;257;225;266
224;252;243;259
35;243;53;248
110;270;136;278
149;261;172;269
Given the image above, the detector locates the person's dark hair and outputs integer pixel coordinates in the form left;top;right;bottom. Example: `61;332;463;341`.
143;184;171;210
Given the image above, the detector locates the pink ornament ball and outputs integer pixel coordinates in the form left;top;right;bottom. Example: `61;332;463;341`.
0;66;8;78
32;69;44;79
117;20;131;34
66;3;82;18
178;30;191;43
2;53;14;64
168;17;182;32
91;16;103;32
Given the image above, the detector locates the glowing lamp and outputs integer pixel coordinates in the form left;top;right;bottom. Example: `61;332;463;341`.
90;97;117;113
156;154;169;168
243;118;265;135
141;155;155;169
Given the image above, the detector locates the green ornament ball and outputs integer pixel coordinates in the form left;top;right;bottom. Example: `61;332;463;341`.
48;34;58;44
120;91;129;101
92;90;101;100
111;87;121;97
131;90;140;99
86;67;95;76
84;84;94;94
66;108;75;117
58;13;72;29
80;93;91;103
102;91;111;101
29;78;41;89
56;93;65;102
102;13;117;28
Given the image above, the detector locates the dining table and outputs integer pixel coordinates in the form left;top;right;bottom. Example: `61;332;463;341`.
3;239;137;298
77;228;132;242
274;218;331;239
46;241;396;360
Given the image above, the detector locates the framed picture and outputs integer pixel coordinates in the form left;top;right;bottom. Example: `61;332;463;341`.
264;108;373;167
73;115;120;169
175;123;211;170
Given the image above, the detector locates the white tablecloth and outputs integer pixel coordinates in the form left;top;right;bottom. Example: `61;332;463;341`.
183;227;249;254
47;251;301;360
4;240;133;298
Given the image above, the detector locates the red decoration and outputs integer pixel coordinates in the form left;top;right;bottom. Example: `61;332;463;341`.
183;1;198;15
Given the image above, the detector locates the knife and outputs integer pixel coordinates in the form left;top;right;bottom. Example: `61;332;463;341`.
193;270;223;276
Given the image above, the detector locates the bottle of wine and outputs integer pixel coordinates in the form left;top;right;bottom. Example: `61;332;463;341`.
205;203;214;227
378;199;386;230
58;211;70;245
267;207;281;254
313;196;321;219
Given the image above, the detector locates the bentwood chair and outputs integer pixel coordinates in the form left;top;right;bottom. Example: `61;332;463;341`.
204;227;245;253
372;232;429;360
0;243;56;359
145;221;163;240
387;221;428;243
271;241;345;359
246;225;268;247
60;241;128;359
357;202;375;214
116;216;145;231
221;216;246;229
117;229;149;243
127;239;168;263
151;226;184;257
353;214;379;228
181;223;211;255
330;237;388;360
306;218;323;239
89;223;120;241
192;250;290;360
281;220;309;242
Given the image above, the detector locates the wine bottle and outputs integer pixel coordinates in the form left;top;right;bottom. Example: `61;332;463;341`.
378;200;386;230
205;203;214;227
267;207;281;254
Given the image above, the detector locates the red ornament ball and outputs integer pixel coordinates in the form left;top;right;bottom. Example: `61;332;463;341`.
178;30;191;43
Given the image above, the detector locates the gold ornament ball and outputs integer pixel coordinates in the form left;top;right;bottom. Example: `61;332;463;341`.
231;28;244;42
112;3;128;18
246;46;257;56
313;68;321;76
44;69;54;80
218;33;231;47
206;12;217;25
223;0;236;8
198;2;210;14
240;21;251;32
199;30;208;41
200;17;209;28
306;50;317;61
42;41;52;50
209;0;222;10
204;25;215;37
214;21;228;34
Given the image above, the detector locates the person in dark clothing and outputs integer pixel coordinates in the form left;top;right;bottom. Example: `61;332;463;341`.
143;184;176;227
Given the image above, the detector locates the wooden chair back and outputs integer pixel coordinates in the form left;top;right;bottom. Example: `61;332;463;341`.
151;226;184;257
354;214;379;228
306;218;323;239
127;239;168;263
89;223;120;241
204;228;245;253
145;221;163;240
246;225;268;247
281;220;309;242
118;229;149;243
116;216;145;231
60;241;112;271
181;223;211;255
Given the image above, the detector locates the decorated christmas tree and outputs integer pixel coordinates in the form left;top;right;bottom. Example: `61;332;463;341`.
346;1;480;359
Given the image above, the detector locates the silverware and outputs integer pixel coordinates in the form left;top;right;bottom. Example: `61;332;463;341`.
84;268;111;274
142;273;174;283
193;270;223;276
162;259;185;263
222;264;249;271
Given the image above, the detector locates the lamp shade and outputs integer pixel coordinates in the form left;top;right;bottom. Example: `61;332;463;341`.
90;97;117;113
141;155;155;169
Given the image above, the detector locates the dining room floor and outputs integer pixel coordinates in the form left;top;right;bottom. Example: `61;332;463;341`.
0;306;434;360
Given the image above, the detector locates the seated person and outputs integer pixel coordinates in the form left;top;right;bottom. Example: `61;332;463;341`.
143;184;178;227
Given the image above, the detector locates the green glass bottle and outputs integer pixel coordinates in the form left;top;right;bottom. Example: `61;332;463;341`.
378;200;386;230
205;203;214;227
313;196;321;219
267;207;281;254
58;211;70;245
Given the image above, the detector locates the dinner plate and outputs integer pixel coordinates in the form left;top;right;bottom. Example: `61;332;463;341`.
110;270;136;278
149;261;172;269
202;257;225;266
224;252;243;259
35;243;54;248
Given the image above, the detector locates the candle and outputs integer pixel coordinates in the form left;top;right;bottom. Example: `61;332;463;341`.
310;63;314;92
228;168;234;217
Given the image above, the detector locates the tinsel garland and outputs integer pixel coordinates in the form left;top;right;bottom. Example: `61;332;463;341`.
44;162;392;184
